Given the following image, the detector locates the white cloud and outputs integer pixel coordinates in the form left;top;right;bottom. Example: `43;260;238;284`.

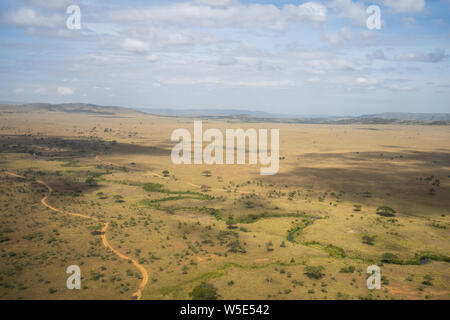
322;27;373;46
33;87;48;94
57;87;74;95
217;56;238;66
368;49;386;60
121;38;150;53
401;17;416;28
194;0;236;7
14;88;25;94
307;77;321;83
146;54;159;62
121;28;214;53
162;77;293;88
356;77;379;88
383;0;425;14
329;0;366;26
322;33;341;45
394;49;448;63
26;0;72;10
388;84;415;91
283;2;327;24
109;1;327;30
2;7;63;28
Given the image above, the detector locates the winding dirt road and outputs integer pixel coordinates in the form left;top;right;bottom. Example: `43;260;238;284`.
3;171;148;300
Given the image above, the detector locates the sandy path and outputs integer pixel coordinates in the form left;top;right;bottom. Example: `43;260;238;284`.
3;171;148;300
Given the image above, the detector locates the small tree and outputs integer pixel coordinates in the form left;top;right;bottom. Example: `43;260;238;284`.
362;235;376;245
226;215;237;229
381;252;401;264
202;170;212;177
189;282;219;300
85;176;97;186
376;206;396;217
305;266;325;279
162;170;170;177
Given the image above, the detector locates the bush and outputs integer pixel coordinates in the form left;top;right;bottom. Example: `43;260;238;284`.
362;235;376;245
340;266;355;273
325;244;346;258
376;206;396;217
85;176;97;186
422;274;434;286
381;252;402;264
189;282;219;300
202;170;212;177
227;240;246;253
305;266;325;279
143;183;164;192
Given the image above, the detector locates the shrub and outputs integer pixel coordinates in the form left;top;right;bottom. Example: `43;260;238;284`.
189;282;219;300
325;244;346;258
226;216;237;230
202;170;212;177
362;235;376;245
422;274;434;286
376;206;396;217
85;176;97;186
340;266;355;273
381;252;402;264
305;266;325;279
142;183;164;192
227;240;246;253
266;241;274;252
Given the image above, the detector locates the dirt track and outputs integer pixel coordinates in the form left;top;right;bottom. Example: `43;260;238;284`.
3;171;149;300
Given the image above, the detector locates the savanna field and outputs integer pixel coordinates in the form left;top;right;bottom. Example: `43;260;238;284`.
0;107;449;300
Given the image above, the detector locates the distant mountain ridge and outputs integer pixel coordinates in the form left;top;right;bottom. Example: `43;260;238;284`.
136;108;299;118
0;103;143;115
360;112;450;121
0;103;449;123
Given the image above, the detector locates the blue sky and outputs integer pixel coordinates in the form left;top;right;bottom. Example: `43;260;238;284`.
0;0;449;115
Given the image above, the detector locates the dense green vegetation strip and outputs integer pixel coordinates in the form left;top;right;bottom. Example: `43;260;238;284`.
287;216;450;266
157;259;310;298
110;179;450;267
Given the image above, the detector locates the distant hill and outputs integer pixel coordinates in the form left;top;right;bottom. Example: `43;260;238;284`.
0;103;143;115
136;108;297;118
360;112;450;121
138;108;450;122
1;103;448;124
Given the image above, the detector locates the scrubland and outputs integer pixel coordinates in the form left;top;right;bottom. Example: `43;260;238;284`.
0;110;449;300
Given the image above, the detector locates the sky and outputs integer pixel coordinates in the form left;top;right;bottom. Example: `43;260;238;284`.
0;0;449;115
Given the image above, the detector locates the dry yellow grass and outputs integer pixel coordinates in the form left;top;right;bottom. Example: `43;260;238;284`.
0;110;449;300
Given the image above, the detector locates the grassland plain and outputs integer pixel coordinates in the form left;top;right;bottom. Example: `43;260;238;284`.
0;109;449;300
